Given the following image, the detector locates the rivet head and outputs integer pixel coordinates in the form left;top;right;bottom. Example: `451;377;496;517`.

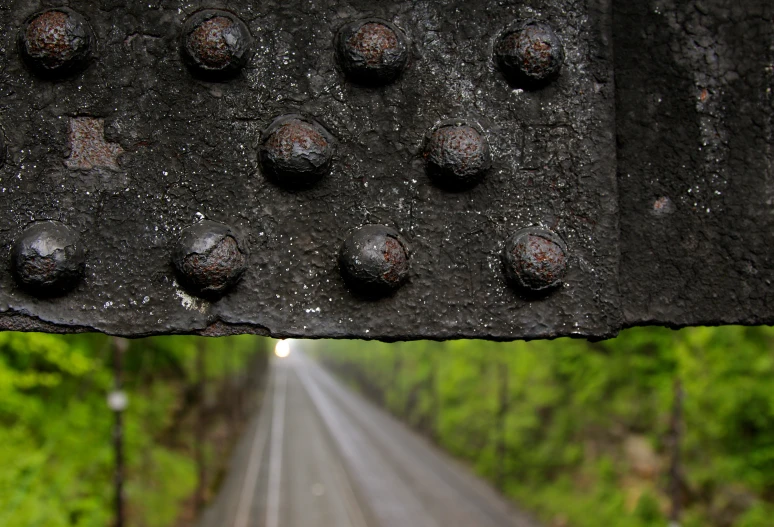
494;21;564;89
12;221;85;296
335;19;409;85
181;10;252;80
424;121;491;190
339;225;410;297
259;115;334;189
172;221;247;299
503;228;567;292
19;9;94;78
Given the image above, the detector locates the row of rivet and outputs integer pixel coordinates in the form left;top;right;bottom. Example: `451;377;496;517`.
10;220;568;300
18;8;564;88
262;114;491;191
10;8;568;303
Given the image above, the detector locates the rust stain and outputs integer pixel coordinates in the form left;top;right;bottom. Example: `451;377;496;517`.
349;22;399;66
514;234;566;287
188;16;233;68
516;29;553;75
25;11;73;68
434;125;484;172
382;236;408;283
267;120;328;160
65;117;124;171
182;235;245;291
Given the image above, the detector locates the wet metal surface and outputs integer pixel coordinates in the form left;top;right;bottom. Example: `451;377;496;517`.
0;131;6;168
615;1;774;328
0;0;770;338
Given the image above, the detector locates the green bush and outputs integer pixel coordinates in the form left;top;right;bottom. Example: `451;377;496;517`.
0;332;265;527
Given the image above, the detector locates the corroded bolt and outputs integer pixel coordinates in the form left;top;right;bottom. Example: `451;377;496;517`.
494;21;564;89
181;10;253;80
172;221;247;299
259;115;334;189
339;225;410;297
424;121;491;190
335;19;409;85
503;228;567;292
11;221;86;296
18;8;94;78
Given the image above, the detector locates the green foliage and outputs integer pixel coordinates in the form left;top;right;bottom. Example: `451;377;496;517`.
0;332;266;527
310;326;774;527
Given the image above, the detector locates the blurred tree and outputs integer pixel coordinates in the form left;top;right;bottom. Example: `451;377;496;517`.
310;326;774;527
0;332;267;527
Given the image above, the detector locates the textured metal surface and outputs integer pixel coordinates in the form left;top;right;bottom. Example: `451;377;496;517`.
0;0;769;340
615;0;774;328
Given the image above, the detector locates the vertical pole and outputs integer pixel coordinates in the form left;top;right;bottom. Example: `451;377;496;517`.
394;349;404;415
231;347;241;429
495;360;509;490
230;347;240;424
195;339;207;511
668;378;684;526
428;351;438;442
112;337;128;527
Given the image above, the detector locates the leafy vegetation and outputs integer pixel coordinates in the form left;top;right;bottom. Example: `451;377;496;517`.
310;326;774;527
0;332;267;527
4;326;773;527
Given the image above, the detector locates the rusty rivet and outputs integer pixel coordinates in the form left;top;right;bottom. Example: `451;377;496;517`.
339;225;410;297
424;121;491;190
503;228;567;292
18;8;94;78
181;10;253;80
11;221;85;296
259;115;334;189
335;19;409;85
172;221;247;299
494;21;564;89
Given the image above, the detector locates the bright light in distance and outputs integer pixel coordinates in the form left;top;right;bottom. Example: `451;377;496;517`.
275;340;291;358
